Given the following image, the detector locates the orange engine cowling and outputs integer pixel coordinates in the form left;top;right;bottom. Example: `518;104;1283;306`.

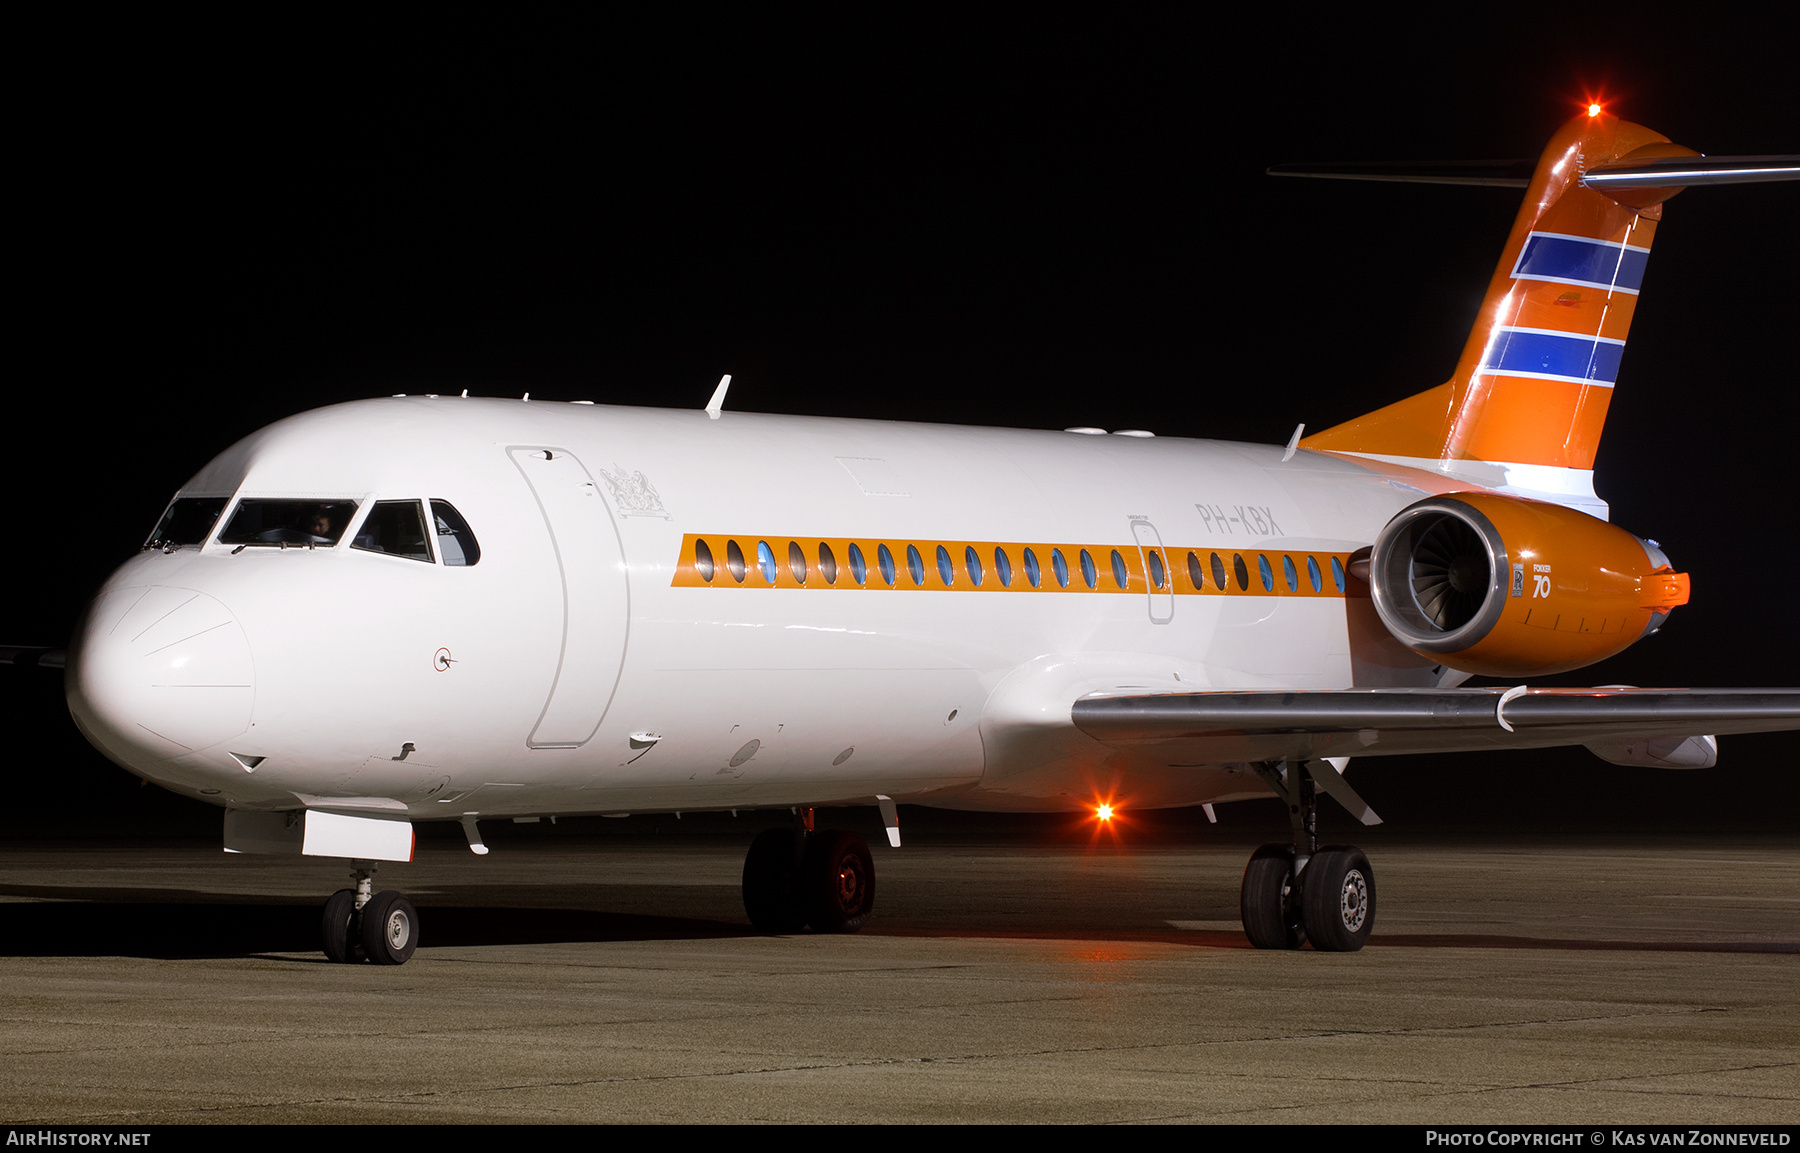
1368;492;1690;678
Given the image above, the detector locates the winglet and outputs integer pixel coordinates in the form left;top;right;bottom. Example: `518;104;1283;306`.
705;374;731;420
1282;423;1305;462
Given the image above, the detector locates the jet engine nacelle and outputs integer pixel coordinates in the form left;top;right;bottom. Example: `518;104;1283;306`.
1368;493;1690;678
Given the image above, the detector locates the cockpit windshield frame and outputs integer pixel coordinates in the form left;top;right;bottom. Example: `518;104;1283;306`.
351;499;435;563
216;498;362;549
143;496;231;551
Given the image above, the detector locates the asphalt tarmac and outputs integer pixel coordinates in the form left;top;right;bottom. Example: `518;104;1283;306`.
1;823;1795;1125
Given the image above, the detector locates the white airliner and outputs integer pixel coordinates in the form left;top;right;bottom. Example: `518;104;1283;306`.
59;108;1800;964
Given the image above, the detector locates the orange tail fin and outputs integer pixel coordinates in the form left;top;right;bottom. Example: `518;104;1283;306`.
1302;111;1697;519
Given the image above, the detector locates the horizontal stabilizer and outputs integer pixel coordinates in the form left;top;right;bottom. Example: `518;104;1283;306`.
1582;155;1800;189
1268;156;1800;191
1073;687;1800;763
1266;160;1533;188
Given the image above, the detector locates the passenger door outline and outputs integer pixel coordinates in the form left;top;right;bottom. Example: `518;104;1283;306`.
509;446;630;748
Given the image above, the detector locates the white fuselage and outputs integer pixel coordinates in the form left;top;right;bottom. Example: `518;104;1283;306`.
68;396;1476;819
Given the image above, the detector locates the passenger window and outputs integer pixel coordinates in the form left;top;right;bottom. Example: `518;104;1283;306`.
757;541;778;584
1051;548;1070;588
936;545;955;586
965;545;984;587
1306;555;1322;593
907;544;925;586
1232;553;1250;591
1330;556;1345;592
994;547;1013;587
1148;549;1166;590
1282;554;1298;592
694;539;716;581
1079;549;1097;589
848;543;868;586
878;544;896;586
431;501;480;566
818;543;838;585
1110;549;1128;589
726;540;747;583
1210;552;1228;591
1257;554;1273;592
788;541;808;585
352;501;433;562
221;499;359;547
1186;550;1204;590
146;496;228;550
1023;547;1041;588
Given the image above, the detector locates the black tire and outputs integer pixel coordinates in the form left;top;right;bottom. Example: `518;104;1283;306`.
358;890;419;965
742;827;807;932
800;829;875;933
1300;845;1375;952
321;888;358;963
1241;843;1304;949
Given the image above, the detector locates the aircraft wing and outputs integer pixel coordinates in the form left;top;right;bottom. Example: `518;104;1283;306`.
1072;687;1800;765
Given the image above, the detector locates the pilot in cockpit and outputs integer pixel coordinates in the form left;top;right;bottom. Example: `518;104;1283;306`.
304;511;337;542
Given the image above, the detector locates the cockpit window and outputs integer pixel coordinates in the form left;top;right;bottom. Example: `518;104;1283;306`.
145;496;228;549
352;500;433;562
218;499;359;547
430;501;481;566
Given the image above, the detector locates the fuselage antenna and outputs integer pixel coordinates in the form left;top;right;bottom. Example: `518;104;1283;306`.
705;374;732;420
1283;423;1306;462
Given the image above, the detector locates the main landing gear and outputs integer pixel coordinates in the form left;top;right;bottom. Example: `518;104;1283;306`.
1240;760;1377;952
742;807;876;933
321;861;419;965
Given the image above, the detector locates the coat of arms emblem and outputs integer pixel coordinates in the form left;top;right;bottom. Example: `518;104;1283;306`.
597;465;671;518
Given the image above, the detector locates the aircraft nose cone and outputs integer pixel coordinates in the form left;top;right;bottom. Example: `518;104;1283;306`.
67;585;255;764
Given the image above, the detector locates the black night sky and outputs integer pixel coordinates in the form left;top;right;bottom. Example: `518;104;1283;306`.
8;14;1797;836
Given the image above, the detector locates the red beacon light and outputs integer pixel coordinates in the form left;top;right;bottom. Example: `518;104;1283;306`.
1095;803;1114;822
1588;102;1603;118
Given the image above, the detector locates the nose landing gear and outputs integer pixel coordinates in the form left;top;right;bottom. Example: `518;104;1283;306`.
742;808;876;933
321;862;420;964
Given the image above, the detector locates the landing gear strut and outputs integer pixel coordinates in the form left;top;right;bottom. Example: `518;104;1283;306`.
321;861;420;965
742;807;876;933
1241;760;1377;952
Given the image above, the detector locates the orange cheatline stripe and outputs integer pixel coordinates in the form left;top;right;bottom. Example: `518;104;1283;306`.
670;535;1351;598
